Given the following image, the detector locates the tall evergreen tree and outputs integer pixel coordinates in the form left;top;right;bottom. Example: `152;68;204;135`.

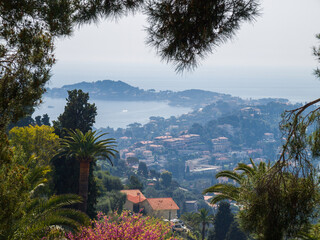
53;89;97;136
138;161;148;178
225;221;247;240
52;89;98;217
161;171;172;188
41;114;51;126
35;116;42;126
212;202;234;240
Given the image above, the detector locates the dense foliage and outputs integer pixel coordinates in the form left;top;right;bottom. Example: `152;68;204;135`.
9;125;59;166
66;211;181;240
204;160;319;239
0;143;89;240
53;90;97;136
0;0;141;130
52;89;99;217
181;203;246;240
95;169;126;215
56;129;117;213
210;202;234;240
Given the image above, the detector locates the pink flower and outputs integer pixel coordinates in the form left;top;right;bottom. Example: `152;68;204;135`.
66;211;181;240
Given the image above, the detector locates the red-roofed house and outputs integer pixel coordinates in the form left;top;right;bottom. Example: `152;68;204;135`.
144;198;179;220
121;189;147;213
121;189;179;220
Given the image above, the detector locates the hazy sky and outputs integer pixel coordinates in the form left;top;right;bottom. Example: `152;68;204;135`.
50;0;320;100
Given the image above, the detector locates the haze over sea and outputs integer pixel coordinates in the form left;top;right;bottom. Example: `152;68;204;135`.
120;67;320;104
34;97;191;129
51;63;320;105
36;71;320;129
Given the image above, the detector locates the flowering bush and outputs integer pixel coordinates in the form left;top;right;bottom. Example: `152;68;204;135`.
66;211;181;240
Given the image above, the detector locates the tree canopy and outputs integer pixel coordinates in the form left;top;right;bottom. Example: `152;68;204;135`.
53;89;97;136
9;125;59;166
51;89;99;217
161;170;173;188
212;202;234;240
145;0;259;71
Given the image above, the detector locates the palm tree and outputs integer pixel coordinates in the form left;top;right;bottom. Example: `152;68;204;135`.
17;193;89;239
181;212;200;232
203;159;269;204
204;160;315;240
195;208;213;240
57;129;117;212
2;154;90;240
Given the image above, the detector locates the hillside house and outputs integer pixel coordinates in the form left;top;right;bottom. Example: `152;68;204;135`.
121;189;179;220
144;198;179;220
148;144;164;153
180;134;200;144
143;150;153;158
211;137;230;152
154;135;172;144
163;138;185;149
120;189;147;213
263;132;275;142
125;152;136;159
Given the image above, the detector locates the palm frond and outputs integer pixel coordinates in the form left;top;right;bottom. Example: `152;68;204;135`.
257;161;267;173
216;170;243;183
210;194;238;204
56;129;118;166
235;163;256;178
203;183;240;201
204;159;273;207
43;194;83;211
25;165;50;194
249;158;257;170
12;191;89;239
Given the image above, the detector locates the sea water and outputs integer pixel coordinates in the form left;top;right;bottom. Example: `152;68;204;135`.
33;97;191;129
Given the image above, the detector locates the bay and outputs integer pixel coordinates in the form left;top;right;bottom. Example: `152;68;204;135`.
33;97;191;129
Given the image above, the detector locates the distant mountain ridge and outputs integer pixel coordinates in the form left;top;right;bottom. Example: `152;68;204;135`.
46;80;288;108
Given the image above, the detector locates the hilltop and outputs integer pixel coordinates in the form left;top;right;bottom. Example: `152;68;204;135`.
46;80;243;108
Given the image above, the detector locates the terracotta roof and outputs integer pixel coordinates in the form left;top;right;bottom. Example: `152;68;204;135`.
140;141;153;144
120;190;146;204
203;196;213;201
154;136;172;140
149;144;163;148
180;134;200;138
147;198;179;210
125;153;136;158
